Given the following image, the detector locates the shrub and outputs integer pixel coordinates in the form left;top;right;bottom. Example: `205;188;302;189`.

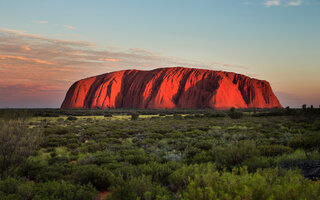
57;118;65;123
210;140;259;169
73;165;114;191
289;133;320;150
104;113;113;117
173;114;183;119
180;164;320;200
194;140;212;150
67;116;78;121
204;112;226;118
121;149;150;165
43;126;70;135
0;177;33;200
258;145;293;157
131;113;139;121
242;156;276;172
109;175;170;200
0;120;41;178
0;109;33;121
33;180;97;200
0;178;97;200
228;107;243;119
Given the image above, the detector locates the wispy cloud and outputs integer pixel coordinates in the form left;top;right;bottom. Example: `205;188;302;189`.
98;58;122;62
263;0;281;7
63;25;77;30
0;28;250;108
33;21;48;24
287;0;302;6
247;0;304;7
0;55;54;65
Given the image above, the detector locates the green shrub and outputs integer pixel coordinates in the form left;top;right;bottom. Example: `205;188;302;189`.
0;178;97;200
67;116;78;121
194;140;212;150
72;165;114;191
43;126;70;135
210;140;259;169
258;145;293;157
104;113;113;117
0;177;33;200
242;156;276;172
109;175;170;200
33;181;97;200
131;113;139;121
57;118;64;123
0;120;41;178
289;133;320;150
121;149;150;165
180;164;320;200
173;114;183;119
228;108;243;119
204;111;226;118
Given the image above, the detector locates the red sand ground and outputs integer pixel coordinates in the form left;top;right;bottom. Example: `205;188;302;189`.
99;191;112;200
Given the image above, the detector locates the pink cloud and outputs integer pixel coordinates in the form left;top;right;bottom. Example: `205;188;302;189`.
63;25;77;30
98;58;122;62
0;28;251;108
0;55;54;65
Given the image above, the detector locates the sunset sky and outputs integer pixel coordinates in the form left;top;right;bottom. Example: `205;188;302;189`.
0;0;319;108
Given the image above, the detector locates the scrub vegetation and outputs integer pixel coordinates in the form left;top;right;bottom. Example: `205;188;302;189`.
0;107;320;200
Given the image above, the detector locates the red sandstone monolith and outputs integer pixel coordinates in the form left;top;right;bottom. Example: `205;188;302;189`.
61;67;282;109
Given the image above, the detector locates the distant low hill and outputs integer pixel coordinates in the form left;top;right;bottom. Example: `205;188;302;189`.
61;67;282;109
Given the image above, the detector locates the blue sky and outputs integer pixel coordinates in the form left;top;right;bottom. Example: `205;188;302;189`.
0;0;319;108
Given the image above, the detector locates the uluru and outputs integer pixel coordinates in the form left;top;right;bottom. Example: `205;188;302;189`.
61;67;282;110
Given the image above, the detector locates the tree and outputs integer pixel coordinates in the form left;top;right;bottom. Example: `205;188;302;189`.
0;119;41;178
302;104;307;110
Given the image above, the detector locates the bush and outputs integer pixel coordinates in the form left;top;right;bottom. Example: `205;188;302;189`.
43;126;70;135
179;164;320;200
258;145;293;157
72;165;114;191
0;110;33;121
204;111;226;118
131;113;139;121
67;116;78;121
289;133;320;150
228;107;243;119
57;118;65;123
33;181;97;200
121;149;150;165
242;156;276;172
0;178;97;200
109;175;170;200
173;114;183;119
0;120;41;178
0;177;33;200
210;140;259;169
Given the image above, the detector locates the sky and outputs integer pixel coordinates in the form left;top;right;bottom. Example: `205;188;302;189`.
0;0;319;108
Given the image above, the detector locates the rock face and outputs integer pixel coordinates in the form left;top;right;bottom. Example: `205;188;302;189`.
61;67;282;109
